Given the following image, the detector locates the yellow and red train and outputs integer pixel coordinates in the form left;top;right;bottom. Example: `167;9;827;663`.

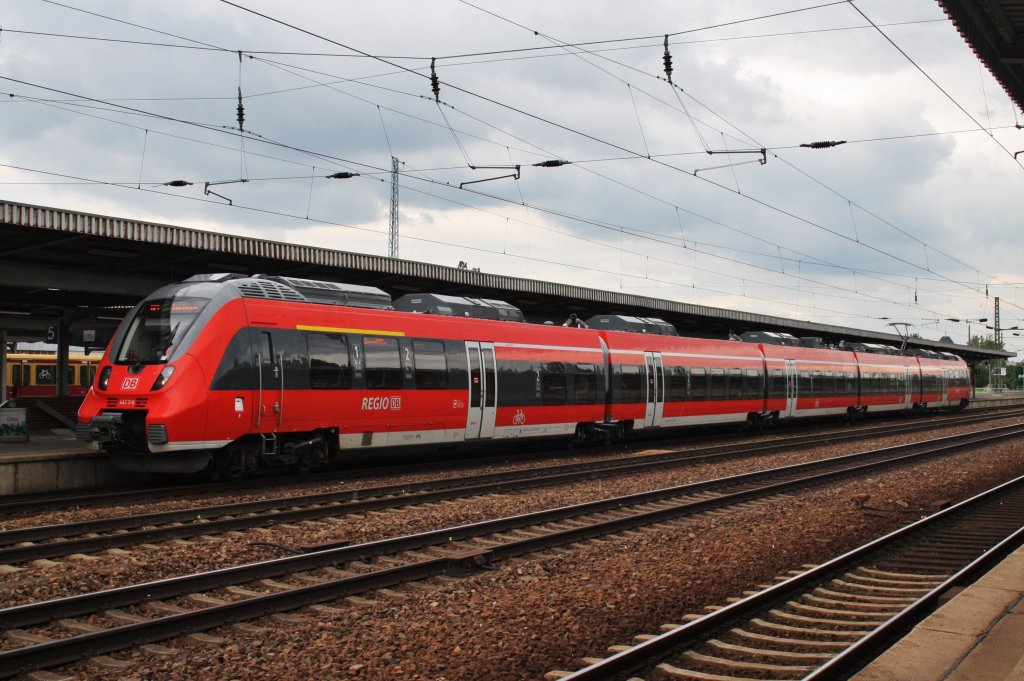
4;353;99;398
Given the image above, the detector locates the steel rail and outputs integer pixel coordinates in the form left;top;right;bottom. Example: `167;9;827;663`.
1;425;1021;677
1;405;1016;518
556;474;1024;681
1;410;1016;565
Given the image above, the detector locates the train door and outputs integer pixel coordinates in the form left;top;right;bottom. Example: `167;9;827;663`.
783;359;798;417
465;341;497;439
904;367;913;409
643;352;664;428
255;331;283;432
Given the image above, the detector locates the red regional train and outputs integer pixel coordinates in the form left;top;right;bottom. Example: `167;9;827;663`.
76;274;972;477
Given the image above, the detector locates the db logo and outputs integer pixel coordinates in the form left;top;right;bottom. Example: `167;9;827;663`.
121;377;140;390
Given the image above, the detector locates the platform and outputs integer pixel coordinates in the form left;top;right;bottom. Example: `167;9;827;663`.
853;543;1024;681
0;429;136;494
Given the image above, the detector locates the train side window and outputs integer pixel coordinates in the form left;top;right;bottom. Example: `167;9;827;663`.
667;365;688;402
690;367;708;401
35;365;56;385
617;364;644;403
79;365;95;387
413;340;448;389
364;336;402;389
728;368;743;399
211;329;257;390
540;362;567;405
706;368;726;400
768;368;785;398
12;364;23;387
445;341;468;390
468;349;482;407
744;368;761;399
259;333;273;366
483;348;496;407
308;333;350;389
798;371;812;395
573;363;597;404
497;359;538;406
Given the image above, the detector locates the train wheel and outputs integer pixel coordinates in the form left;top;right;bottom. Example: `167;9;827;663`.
568;424;589;449
291;433;329;473
291;451;314;474
216;447;249;481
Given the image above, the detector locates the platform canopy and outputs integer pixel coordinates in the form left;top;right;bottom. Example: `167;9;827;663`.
938;0;1024;112
0;201;1012;363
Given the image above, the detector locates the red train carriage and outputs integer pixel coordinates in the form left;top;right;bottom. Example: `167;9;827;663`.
851;351;914;414
76;274;971;476
759;344;861;422
916;356;971;409
600;331;767;432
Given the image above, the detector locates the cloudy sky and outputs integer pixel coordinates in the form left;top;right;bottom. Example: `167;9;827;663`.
2;1;1022;352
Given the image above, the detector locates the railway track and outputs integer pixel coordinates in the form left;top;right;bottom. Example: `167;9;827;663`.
550;476;1024;681
1;410;1019;565
1;423;1022;678
2;405;1019;519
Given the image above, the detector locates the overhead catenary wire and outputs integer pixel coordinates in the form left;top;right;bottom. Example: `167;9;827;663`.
15;3;1002;307
9;1;1024;321
848;0;1024;169
0;70;983;317
0;154;953;320
0;41;983;315
447;1;1011;307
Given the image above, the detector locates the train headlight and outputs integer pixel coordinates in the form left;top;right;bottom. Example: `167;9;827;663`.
98;366;112;391
151;366;175;390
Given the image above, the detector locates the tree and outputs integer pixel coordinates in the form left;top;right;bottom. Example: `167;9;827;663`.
968;335;1006;389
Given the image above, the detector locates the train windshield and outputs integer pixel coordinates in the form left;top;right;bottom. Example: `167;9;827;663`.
115;297;208;364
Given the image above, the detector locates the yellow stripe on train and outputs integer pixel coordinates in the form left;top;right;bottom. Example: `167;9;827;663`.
296;325;406;337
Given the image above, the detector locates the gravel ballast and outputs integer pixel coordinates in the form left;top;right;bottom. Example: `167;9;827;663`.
2;421;1023;680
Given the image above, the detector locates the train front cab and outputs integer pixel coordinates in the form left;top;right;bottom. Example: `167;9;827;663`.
916;357;971;410
78;279;241;473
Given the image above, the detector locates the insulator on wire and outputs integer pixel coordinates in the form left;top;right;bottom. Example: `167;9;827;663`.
163;180;193;187
236;50;245;132
662;35;673;84
533;160;571;168
237;87;245;132
799;140;846;149
327;172;360;179
430;57;441;103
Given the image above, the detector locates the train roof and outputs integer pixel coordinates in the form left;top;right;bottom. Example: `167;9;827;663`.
180;273;394;310
392;293;525;322
585;315;678;335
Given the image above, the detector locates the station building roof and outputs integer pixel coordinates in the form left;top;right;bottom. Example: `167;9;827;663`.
0;200;1011;363
939;0;1024;112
